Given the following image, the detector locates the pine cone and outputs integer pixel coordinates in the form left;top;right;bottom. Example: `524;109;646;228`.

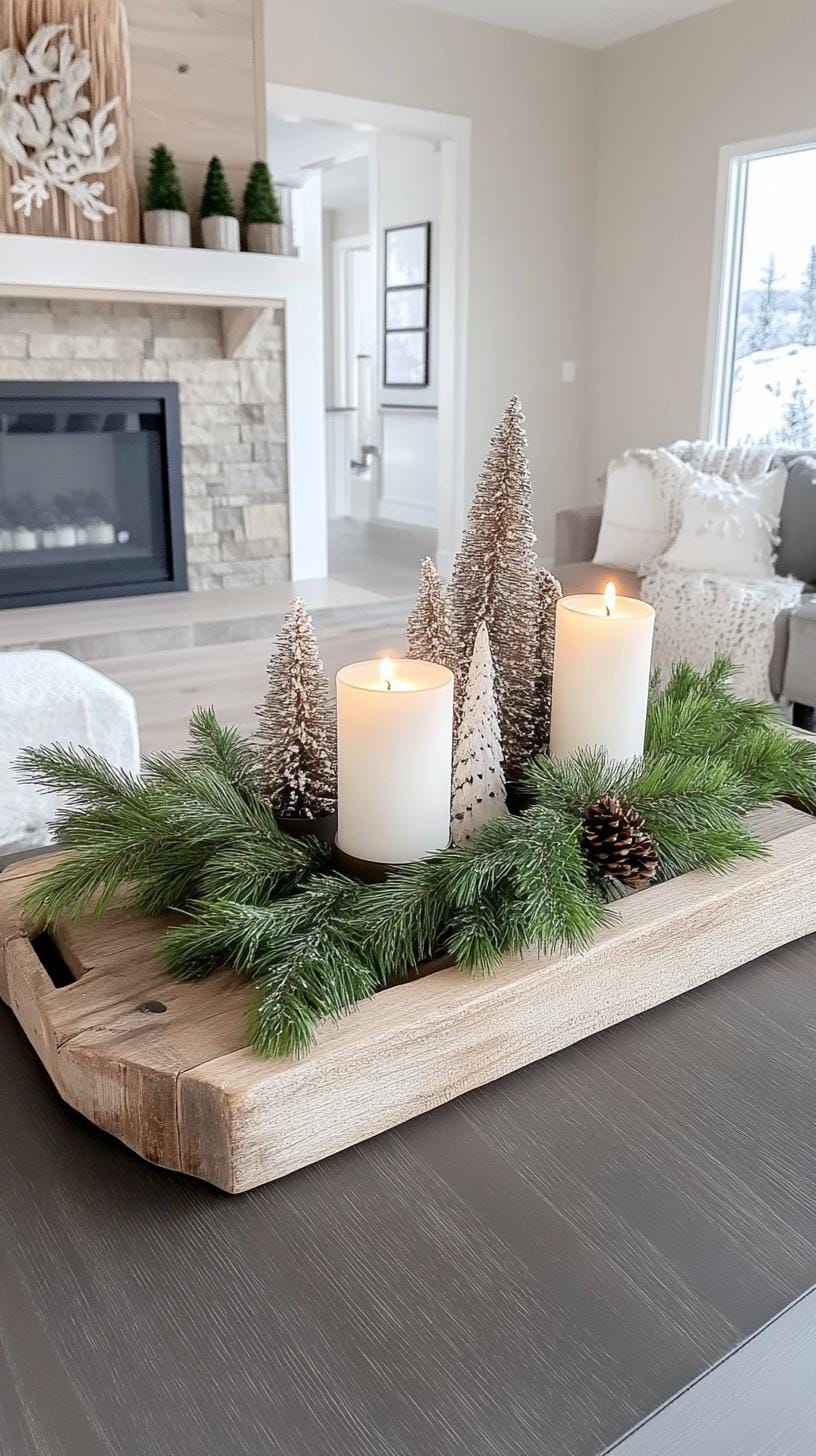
582;795;658;888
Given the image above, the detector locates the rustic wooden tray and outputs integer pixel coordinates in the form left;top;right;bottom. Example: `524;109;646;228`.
3;800;816;1194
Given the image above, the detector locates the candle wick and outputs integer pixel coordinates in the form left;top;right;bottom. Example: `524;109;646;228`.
385;679;392;691
605;604;611;618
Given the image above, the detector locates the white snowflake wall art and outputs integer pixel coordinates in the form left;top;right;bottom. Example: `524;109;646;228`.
0;23;121;222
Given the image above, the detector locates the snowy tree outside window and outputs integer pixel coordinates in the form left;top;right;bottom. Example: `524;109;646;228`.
714;144;816;449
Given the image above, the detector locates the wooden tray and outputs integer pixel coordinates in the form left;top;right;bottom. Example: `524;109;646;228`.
3;801;816;1194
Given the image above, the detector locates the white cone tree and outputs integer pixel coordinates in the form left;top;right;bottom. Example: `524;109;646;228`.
449;395;539;776
255;598;336;818
451;622;508;845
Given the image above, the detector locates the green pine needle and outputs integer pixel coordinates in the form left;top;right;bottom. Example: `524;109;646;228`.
16;663;816;1060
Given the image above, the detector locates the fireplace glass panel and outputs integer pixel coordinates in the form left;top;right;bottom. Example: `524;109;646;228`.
0;386;185;608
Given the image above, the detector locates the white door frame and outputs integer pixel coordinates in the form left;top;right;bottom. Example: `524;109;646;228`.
267;82;472;579
332;233;370;408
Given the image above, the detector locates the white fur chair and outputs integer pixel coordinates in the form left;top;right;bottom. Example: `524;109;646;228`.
1;650;140;853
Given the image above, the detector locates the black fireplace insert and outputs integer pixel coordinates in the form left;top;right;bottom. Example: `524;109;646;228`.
0;382;186;609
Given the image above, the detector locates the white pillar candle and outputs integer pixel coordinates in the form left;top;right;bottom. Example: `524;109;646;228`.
336;657;454;864
549;584;655;763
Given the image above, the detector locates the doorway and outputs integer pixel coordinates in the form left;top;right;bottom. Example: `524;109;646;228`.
266;84;471;587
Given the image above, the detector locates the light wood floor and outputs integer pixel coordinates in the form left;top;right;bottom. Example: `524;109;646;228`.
2;518;425;756
97;612;410;756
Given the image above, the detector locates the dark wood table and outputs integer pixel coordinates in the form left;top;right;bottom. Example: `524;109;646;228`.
2;927;816;1456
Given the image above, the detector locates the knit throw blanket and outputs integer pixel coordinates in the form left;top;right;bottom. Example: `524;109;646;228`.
633;441;802;700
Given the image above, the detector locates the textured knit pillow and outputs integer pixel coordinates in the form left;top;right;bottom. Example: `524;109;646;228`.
593;455;672;573
660;465;787;579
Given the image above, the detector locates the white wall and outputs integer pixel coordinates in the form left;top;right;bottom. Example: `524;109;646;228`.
333;206;369;241
591;0;816;478
376;132;440;410
374;131;439;527
264;0;596;557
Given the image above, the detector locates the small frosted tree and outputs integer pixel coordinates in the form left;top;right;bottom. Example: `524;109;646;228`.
407;556;456;667
533;567;562;754
451;623;508;845
749;255;783;352
255;598;336;818
798;246;816;346
449;395;539;775
783;377;815;449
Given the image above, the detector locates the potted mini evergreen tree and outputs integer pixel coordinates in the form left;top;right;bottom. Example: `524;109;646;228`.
143;144;190;248
200;156;239;252
243;160;287;255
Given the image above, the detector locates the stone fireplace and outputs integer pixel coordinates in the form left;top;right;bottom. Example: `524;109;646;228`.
0;297;289;601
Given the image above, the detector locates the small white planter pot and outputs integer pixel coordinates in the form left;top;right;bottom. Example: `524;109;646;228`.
0;530;13;551
246;221;288;255
201;214;240;252
86;521;116;545
13;528;38;551
143;209;191;248
41;528;58;549
55;525;78;548
75;526;88;545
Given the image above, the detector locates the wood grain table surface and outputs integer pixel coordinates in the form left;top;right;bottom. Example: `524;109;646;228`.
2;927;816;1456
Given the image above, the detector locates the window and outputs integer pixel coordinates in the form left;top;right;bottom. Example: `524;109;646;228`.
710;140;816;449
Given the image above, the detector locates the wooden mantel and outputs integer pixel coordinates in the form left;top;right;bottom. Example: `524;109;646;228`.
0;231;294;311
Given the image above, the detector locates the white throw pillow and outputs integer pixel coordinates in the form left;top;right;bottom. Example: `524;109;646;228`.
593;455;672;573
660;465;786;579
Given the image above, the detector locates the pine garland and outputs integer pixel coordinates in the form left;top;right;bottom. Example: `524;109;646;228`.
17;659;816;1062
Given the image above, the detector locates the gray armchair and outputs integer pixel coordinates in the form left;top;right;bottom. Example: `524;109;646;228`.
553;455;816;723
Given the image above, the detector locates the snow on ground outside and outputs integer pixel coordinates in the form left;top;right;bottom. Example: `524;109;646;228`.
729;342;816;445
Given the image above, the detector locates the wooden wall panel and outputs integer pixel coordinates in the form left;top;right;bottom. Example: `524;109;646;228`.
125;0;262;218
0;0;140;241
0;0;263;239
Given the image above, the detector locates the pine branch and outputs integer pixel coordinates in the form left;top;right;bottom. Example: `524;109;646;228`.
16;742;142;810
214;878;370;1059
646;657;816;810
439;807;608;971
184;706;257;789
18;717;325;929
523;745;768;887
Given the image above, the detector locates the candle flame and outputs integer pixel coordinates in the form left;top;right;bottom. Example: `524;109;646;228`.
380;656;394;691
604;581;616;617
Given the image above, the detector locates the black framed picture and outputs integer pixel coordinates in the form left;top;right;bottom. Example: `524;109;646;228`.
383;222;431;387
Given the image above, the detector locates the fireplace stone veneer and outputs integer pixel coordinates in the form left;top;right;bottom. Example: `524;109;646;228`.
0;298;289;593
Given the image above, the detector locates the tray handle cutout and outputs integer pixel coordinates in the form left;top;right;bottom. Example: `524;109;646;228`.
31;933;77;989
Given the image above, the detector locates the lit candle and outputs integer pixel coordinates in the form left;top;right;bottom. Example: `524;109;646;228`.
336;657;454;866
549;583;655;763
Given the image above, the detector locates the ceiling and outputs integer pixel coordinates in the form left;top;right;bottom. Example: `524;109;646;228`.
267;118;370;188
267;118;370;210
397;0;735;49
